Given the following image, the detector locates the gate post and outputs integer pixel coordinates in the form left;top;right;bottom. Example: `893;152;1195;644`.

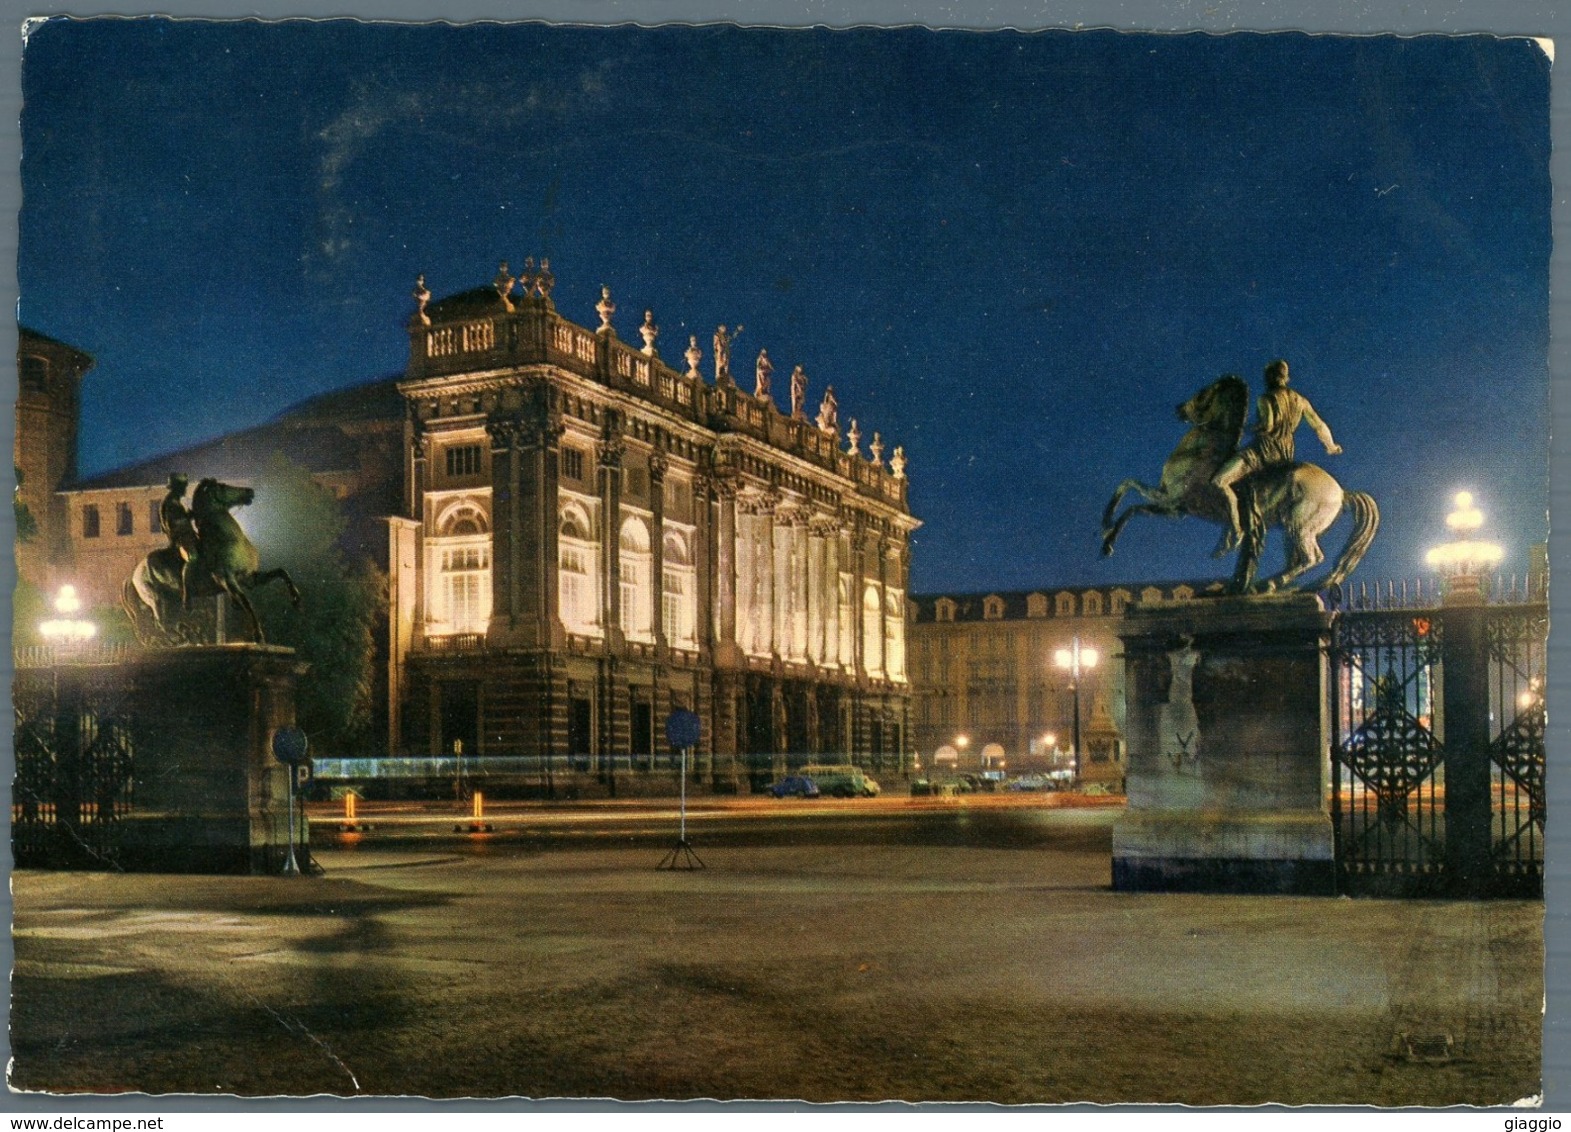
1440;604;1492;896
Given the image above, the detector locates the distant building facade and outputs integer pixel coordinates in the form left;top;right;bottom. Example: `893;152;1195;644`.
50;380;404;613
388;268;920;785
908;582;1213;786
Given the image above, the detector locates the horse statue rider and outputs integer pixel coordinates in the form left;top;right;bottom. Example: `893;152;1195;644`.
1101;360;1377;594
125;475;300;644
1211;358;1343;558
161;473;200;575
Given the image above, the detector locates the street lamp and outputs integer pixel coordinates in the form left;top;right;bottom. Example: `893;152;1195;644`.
39;584;97;651
1424;491;1504;606
1054;636;1098;786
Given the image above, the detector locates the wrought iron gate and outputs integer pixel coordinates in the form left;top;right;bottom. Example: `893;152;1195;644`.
1329;600;1546;898
12;663;138;869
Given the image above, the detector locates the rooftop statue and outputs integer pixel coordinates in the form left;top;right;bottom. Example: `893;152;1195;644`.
536;258;555;299
817;385;839;435
518;257;539;298
714;324;742;385
124;477;302;645
870;433;884;466
1100;364;1377;594
641;309;660;356
755;348;773;401
685;336;703;380
847;418;862;456
596;285;616;330
890;445;907;479
790;365;808;419
411;274;432;326
494;261;516;311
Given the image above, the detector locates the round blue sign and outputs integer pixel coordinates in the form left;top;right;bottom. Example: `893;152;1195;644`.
664;709;701;751
272;726;310;765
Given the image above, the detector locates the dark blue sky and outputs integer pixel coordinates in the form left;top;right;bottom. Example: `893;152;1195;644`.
18;20;1551;593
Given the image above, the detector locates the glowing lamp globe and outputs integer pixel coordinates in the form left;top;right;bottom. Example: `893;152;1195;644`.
1425;492;1504;605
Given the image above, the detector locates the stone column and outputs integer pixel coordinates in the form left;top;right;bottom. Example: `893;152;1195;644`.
792;514;810;660
649;451;668;648
758;492;779;657
835;521;854;670
807;515;834;665
406;413;428;519
708;475;736;665
507;389;564;649
852;519;868;678
598;425;625;649
486;416;522;639
876;537;892;678
735;498;756;655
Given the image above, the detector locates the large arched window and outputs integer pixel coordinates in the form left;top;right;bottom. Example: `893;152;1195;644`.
885;589;907;679
427;501;491;635
619;515;653;641
559;503;600;634
863;584;884;675
662;528;697;647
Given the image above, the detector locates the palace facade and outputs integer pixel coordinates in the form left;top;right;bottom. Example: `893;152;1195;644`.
387;267;920;787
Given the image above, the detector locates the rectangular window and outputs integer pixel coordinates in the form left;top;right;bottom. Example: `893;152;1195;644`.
116;501;134;536
82;505;100;538
149;500;163;534
445;445;482;478
439;543;491;633
562;448;584;481
662;567;694;645
559;543;598;631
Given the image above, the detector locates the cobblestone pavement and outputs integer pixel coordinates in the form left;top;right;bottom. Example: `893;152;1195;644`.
9;803;1544;1105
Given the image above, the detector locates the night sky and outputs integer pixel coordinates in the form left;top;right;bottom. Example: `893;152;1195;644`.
18;20;1552;594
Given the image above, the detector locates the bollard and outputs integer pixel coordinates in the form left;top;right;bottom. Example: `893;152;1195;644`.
456;788;494;833
338;791;370;833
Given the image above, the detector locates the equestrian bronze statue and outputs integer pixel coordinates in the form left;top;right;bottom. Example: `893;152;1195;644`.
124;476;301;644
1100;370;1378;594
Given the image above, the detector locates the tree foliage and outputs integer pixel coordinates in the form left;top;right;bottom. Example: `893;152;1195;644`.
245;453;386;758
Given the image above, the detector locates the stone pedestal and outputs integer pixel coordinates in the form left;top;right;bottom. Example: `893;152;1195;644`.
118;645;306;873
1112;595;1335;894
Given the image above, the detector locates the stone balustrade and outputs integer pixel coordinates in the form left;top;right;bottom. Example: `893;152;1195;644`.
405;269;910;508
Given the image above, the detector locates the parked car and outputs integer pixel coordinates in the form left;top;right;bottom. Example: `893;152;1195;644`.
770;775;820;798
801;764;881;797
1007;774;1053;792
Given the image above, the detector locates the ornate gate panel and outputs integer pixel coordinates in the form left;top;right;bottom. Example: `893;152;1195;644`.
1329;610;1446;896
1329;601;1546;898
12;665;138;869
1485;607;1547;896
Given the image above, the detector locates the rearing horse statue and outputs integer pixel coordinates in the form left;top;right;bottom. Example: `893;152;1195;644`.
123;478;301;644
1100;374;1379;593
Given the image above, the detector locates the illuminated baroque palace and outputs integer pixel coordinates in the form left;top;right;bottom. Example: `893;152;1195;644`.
387;264;920;786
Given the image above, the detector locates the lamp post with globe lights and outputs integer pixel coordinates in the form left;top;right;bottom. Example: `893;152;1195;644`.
1424;491;1504;606
1054;636;1098;787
